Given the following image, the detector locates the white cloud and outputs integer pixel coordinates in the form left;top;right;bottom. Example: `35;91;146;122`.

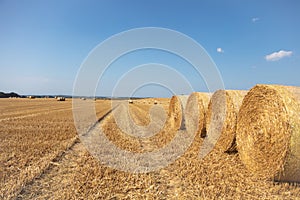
265;50;293;61
217;47;224;53
252;17;260;23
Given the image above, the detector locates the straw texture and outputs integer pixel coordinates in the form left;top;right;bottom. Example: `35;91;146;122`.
205;90;247;152
185;92;210;137
168;95;189;130
236;84;300;182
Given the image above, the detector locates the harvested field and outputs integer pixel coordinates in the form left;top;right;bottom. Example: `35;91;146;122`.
237;84;300;182
0;99;112;199
1;98;300;199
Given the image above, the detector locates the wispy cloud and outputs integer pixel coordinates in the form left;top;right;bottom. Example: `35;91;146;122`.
265;50;293;61
217;47;224;53
252;17;260;23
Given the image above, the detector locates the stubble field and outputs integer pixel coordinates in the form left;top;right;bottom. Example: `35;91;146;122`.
0;98;300;199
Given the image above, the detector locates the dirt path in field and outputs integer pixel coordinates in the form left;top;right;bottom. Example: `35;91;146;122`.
6;99;300;199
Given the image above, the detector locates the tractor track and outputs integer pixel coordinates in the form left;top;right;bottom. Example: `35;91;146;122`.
15;105;116;199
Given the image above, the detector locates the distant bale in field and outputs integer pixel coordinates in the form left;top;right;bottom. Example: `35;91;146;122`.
168;95;189;130
237;84;300;182
185;92;210;138
128;99;133;104
56;97;65;101
154;100;158;104
27;96;35;99
205;90;247;153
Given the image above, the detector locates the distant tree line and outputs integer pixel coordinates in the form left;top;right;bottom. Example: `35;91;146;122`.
0;92;21;98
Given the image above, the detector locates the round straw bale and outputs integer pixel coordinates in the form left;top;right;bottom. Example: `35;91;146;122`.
205;90;247;152
236;84;300;182
185;92;210;138
168;95;189;130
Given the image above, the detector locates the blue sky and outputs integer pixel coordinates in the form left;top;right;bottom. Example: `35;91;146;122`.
0;0;299;97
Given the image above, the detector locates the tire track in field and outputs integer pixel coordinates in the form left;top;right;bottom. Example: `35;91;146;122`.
15;104;116;199
2;136;79;200
80;104;120;137
16;100;163;199
16;100;173;198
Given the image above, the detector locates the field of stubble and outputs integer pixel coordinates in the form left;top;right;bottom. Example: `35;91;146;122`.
0;98;299;199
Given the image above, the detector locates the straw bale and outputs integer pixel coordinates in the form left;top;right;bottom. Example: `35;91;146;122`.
185;92;210;137
205;90;247;152
236;84;300;182
168;95;189;130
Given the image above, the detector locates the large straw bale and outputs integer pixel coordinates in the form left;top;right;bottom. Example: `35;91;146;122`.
236;84;300;182
185;92;210;137
205;90;247;152
168;95;189;130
